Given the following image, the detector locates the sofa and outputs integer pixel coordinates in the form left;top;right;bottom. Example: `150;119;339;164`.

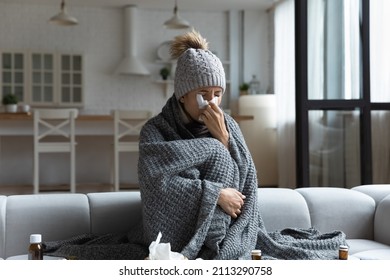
1;185;390;260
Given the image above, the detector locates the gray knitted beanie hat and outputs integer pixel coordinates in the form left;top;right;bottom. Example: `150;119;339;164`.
170;30;226;100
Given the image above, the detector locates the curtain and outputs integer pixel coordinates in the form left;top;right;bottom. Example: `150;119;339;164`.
370;0;390;183
308;0;325;100
274;0;296;187
343;0;361;99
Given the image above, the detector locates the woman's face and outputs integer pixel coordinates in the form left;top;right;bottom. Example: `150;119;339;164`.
180;86;223;122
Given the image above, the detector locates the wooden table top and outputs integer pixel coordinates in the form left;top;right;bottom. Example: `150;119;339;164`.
0;112;253;122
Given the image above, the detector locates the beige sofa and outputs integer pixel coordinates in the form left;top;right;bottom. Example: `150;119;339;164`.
1;185;390;260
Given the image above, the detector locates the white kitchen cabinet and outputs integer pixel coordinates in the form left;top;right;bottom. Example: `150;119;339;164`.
1;51;84;108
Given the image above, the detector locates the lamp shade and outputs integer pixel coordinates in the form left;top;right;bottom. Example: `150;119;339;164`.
164;1;190;29
49;0;78;26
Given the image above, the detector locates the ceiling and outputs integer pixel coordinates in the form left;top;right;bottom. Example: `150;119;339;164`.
0;0;277;11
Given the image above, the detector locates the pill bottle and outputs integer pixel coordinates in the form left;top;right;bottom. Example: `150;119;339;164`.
338;245;348;260
28;234;43;260
251;249;262;260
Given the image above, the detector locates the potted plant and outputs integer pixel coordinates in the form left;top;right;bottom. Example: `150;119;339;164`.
239;83;249;96
160;67;170;80
2;93;19;113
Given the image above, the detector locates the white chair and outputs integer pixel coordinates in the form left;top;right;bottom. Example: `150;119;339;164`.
33;108;78;194
112;110;152;192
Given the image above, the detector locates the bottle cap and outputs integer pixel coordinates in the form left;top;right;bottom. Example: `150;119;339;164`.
339;245;348;251
251;249;262;255
30;234;42;244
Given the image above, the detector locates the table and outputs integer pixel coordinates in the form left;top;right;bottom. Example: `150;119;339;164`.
6;254;66;260
0;113;253;136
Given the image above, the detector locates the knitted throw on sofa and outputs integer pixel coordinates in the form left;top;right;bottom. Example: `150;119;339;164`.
44;96;346;260
138;96;347;260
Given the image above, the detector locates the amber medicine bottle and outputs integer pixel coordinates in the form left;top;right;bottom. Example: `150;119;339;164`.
28;234;43;260
338;245;348;260
251;249;262;260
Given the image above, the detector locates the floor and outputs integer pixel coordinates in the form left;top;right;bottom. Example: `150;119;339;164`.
0;183;139;196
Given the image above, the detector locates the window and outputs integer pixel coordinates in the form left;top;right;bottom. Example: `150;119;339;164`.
294;0;390;187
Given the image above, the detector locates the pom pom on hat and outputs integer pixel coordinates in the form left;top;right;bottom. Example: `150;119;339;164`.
170;30;226;100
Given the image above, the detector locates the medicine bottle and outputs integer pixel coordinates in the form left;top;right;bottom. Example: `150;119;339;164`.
28;234;43;260
251;249;262;260
338;245;348;260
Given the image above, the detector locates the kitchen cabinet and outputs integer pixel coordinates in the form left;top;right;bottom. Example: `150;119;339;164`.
1;51;84;107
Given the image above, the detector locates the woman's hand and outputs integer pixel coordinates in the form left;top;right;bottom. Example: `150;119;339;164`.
201;102;229;148
217;188;246;218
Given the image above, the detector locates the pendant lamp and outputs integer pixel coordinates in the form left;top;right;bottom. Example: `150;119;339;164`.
49;0;78;26
164;0;190;29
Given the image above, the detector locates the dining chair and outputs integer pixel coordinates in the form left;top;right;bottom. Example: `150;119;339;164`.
33;108;78;194
112;110;153;191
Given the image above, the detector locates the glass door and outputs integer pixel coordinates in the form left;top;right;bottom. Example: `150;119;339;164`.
295;0;390;188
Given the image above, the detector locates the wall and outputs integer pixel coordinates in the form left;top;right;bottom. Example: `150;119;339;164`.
0;3;271;186
243;10;270;94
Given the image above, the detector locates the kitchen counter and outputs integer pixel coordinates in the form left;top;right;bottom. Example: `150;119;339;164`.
0;113;253;136
0;112;253;122
0;112;112;121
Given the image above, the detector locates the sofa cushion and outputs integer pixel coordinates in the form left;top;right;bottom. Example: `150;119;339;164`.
352;249;390;260
88;191;142;235
296;187;375;239
352;184;390;205
4;193;90;259
375;194;390;246
347;239;390;255
257;188;311;232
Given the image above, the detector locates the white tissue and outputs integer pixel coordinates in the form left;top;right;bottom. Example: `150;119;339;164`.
148;232;187;260
196;94;218;109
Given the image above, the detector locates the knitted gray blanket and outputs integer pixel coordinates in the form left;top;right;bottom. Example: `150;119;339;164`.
138;95;347;260
44;95;346;260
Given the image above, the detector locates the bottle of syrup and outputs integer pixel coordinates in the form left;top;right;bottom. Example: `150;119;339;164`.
28;234;43;260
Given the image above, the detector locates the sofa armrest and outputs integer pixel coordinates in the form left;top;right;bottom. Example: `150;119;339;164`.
0;196;6;259
352;184;390;205
375;194;390;246
4;194;90;258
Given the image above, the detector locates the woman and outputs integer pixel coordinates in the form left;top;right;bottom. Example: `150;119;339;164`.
138;30;346;260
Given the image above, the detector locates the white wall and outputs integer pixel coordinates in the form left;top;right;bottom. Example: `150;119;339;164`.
0;3;271;186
